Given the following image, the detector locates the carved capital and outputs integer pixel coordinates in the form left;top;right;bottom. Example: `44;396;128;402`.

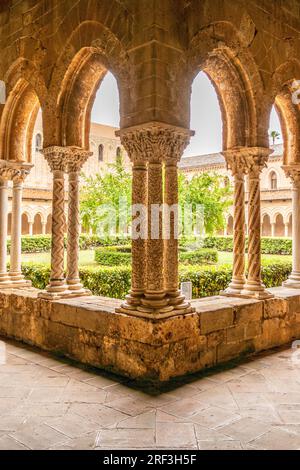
244;147;273;177
117;122;194;165
222;149;249;176
67;147;93;173
282;165;300;185
42;146;71;172
0;161;32;183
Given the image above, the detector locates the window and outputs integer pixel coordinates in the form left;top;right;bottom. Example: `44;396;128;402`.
35;133;42;152
270;171;277;190
98;144;104;162
116;146;122;163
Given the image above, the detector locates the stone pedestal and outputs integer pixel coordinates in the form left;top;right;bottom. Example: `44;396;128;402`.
283;166;300;288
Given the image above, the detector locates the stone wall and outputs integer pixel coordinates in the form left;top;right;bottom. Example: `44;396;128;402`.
0;287;299;382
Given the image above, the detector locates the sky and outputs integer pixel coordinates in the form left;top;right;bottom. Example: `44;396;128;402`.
91;71;283;156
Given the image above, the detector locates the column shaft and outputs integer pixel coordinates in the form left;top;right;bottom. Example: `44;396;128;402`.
9;179;26;283
0;177;10;284
283;168;300;287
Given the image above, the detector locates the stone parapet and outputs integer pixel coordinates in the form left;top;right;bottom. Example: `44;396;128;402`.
0;287;299;382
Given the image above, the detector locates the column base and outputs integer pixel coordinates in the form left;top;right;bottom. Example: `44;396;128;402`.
67;280;91;297
4;272;32;289
240;281;274;299
116;290;195;319
38;279;71;300
220;278;246;297
283;272;300;289
0;273;13;288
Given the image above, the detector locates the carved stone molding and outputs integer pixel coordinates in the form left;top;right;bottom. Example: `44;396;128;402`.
67;147;93;173
282;165;300;185
116;122;194;164
42;146;71;172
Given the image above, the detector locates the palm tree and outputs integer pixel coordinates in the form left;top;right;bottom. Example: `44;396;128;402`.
270;130;280;145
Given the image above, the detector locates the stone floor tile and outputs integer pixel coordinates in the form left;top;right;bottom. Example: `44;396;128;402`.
45;413;99;438
0;434;30;450
155;422;197;448
250;427;300;450
70;403;129;427
198;440;243;450
10;423;68;450
117;411;156;429
96;428;155;449
194;385;239;411
105;396;154;417
158;397;208;419
194;424;234;441
219;417;272;443
191;406;241;429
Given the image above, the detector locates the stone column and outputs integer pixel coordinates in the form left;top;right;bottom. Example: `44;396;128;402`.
0;166;10;286
66;148;92;296
271;223;275;238
116;122;194;319
29;222;33;236
42;222;46;235
241;148;273;299
38;147;69;299
9;165;32;286
283;166;300;288
284;223;289;238
221;150;248;295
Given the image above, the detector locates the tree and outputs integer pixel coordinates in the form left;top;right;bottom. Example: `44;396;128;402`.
178;172;232;236
80;155;132;237
270;130;280;145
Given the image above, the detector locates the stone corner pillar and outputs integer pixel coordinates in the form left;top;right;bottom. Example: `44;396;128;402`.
115;122;195;319
241;147;274;299
38;147;70;300
282;165;300;288
66;147;93;297
220;148;248;296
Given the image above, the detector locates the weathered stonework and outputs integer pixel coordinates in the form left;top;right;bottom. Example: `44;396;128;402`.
0;287;299;382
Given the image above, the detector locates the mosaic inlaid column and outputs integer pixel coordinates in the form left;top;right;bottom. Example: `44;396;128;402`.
0;166;10;286
241;148;273;299
283;166;300;288
116;123;194;319
39;147;69;299
66;148;92;296
9;165;32;286
222;150;248;295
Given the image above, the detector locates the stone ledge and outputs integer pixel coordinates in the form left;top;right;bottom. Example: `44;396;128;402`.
0;288;300;381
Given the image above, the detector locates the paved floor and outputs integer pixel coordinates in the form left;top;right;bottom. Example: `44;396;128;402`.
0;338;300;450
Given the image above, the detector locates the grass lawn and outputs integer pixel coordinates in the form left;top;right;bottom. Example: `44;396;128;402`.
21;249;292;268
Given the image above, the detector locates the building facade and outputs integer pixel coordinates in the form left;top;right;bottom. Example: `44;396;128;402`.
180;144;293;237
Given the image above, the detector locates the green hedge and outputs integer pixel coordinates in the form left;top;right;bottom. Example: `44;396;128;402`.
21;261;292;299
202;236;292;255
94;246;218;267
179;248;218;265
7;234;132;254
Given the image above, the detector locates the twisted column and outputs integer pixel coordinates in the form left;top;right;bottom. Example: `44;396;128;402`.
9;164;32;286
221;150;248;295
0;165;10;286
283;166;300;288
116;122;194;319
38;147;69;299
241;148;273;299
66;148;92;296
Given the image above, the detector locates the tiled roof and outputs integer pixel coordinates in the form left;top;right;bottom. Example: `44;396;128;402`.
179;144;283;170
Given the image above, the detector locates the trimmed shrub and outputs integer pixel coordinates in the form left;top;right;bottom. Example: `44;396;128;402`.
202;236;292;255
7;236;52;254
94;246;218;266
95;249;131;266
179;248;218;265
21;261;292;300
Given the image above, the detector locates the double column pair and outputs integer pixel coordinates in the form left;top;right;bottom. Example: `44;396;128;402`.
116;122;195;319
38;147;92;300
0;161;32;288
223;147;274;299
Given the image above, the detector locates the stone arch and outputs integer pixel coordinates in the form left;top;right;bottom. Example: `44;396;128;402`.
21;213;30;235
271;60;300;166
46;214;52;235
226;214;233;236
187;21;265;149
262;213;272;237
48;20;130;147
33;213;43;235
0;78;40;162
274;213;285;238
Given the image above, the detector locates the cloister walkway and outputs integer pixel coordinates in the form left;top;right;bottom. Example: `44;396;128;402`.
0;338;300;450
